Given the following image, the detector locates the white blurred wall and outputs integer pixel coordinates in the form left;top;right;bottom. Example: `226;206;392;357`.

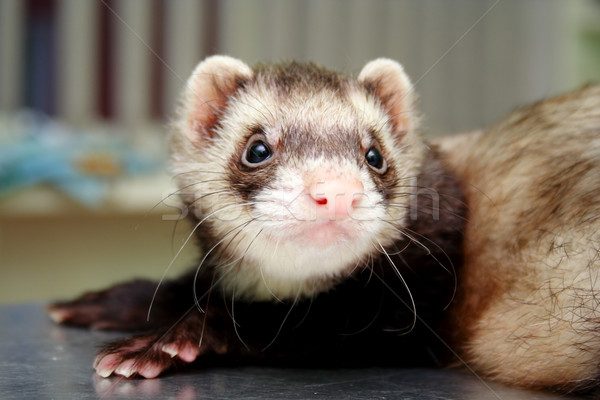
1;0;598;134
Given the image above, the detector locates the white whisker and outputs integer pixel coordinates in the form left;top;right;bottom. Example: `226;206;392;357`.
375;239;417;334
147;201;253;320
230;287;250;351
262;288;301;351
192;218;259;312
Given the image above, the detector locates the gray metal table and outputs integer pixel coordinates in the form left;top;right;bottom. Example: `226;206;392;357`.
0;303;588;399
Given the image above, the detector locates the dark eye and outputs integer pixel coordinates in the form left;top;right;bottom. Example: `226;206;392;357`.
365;146;387;173
244;140;272;166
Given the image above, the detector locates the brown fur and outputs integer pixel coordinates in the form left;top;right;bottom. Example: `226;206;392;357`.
437;84;600;392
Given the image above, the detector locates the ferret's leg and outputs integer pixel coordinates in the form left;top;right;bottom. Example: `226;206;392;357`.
50;271;249;378
47;280;161;330
47;272;197;331
93;304;233;378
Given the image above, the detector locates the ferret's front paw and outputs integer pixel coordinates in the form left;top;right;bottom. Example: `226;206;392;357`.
93;333;202;379
93;314;227;379
46;280;157;331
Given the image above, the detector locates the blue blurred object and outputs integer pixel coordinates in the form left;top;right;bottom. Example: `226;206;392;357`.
0;111;162;208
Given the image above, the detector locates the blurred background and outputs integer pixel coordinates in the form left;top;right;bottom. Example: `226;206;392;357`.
1;0;600;304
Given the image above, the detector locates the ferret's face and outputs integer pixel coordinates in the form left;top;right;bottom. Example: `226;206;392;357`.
171;57;424;301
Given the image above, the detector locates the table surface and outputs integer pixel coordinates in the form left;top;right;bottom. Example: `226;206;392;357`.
0;303;590;400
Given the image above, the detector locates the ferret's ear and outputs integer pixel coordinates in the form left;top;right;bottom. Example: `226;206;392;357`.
358;58;416;134
182;55;254;142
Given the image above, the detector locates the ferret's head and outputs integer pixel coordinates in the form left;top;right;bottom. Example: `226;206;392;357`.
170;56;425;301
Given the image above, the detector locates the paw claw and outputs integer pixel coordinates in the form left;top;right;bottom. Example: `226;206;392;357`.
95;364;114;378
47;309;69;323
161;344;179;358
97;367;114;379
94;354;120;377
161;343;199;363
114;359;136;378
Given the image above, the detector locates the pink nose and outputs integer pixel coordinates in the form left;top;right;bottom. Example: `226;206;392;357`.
308;175;364;219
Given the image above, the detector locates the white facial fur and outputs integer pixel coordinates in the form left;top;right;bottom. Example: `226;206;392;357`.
170;56;425;301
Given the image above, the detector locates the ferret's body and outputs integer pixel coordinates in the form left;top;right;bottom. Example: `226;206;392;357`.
48;57;600;393
439;85;600;391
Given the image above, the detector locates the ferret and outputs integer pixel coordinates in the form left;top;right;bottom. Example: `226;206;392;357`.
47;56;600;394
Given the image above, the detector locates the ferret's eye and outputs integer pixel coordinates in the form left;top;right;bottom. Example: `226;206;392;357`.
365;146;387;173
244;140;272;166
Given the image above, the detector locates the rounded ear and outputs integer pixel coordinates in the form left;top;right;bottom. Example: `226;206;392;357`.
182;55;254;143
358;58;417;134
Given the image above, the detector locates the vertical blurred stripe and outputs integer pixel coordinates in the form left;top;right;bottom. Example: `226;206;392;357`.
98;0;115;119
204;0;219;56
0;0;25;111
24;0;56;116
150;0;166;120
268;1;305;62
56;0;99;126
113;0;152;126
219;0;268;65
163;0;206;117
304;0;347;69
